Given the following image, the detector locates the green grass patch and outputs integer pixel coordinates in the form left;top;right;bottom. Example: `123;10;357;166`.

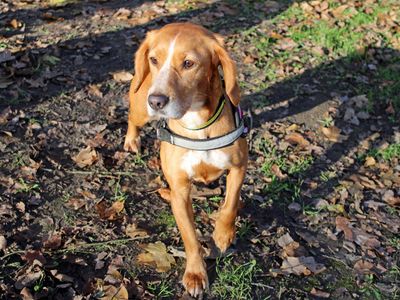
156;211;176;229
147;280;174;299
212;256;258;300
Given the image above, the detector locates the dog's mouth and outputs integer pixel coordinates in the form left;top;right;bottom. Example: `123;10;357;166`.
147;100;189;120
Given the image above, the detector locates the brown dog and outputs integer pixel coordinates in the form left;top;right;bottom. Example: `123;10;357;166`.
124;23;248;296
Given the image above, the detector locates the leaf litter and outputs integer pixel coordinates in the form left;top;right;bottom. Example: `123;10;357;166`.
0;0;399;298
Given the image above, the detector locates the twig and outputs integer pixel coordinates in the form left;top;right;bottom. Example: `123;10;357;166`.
0;250;25;261
54;236;149;253
42;168;136;178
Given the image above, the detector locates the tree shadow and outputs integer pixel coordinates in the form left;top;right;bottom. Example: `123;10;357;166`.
0;0;299;110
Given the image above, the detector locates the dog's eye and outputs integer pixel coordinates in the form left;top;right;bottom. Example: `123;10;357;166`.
150;57;158;65
183;60;194;69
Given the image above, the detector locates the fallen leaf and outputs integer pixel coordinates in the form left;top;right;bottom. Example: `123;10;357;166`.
21;250;47;265
100;284;128;300
243;55;255;64
96;200;125;221
310;288;330;298
72;146;98;168
88;84;103;97
364;156;376;167
354;260;374;275
279;256;325;276
43;233;62;249
112;71;133;83
382;190;400;206
16;201;25;213
335;216;354;241
285;132;310;148
271;164;287;179
125;223;148;238
322;126;343;142
137;241;175;272
15;271;43;289
65;197;86;210
20;287;34;300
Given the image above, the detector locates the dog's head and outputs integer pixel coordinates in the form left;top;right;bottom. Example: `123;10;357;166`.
132;23;240;119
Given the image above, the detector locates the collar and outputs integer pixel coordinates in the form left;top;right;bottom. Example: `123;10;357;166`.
179;96;225;130
156;102;252;151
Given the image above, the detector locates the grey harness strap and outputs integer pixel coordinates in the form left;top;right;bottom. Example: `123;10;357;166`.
157;120;247;151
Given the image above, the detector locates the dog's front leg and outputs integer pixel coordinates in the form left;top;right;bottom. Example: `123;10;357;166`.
169;178;208;297
213;163;247;252
124;77;150;153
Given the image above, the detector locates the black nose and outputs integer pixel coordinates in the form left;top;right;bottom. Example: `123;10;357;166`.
148;94;169;110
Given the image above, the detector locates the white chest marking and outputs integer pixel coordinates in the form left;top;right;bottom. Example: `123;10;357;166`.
181;150;230;177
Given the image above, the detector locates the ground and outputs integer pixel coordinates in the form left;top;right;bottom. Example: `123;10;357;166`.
0;0;399;299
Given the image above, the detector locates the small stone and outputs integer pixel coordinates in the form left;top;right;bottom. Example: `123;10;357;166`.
288;202;301;212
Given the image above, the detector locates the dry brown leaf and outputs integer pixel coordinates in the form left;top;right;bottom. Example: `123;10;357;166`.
322;126;343;142
331;4;348;18
88;84;103;97
310;288;330;298
72;146;98;168
10;19;21;29
137;241;175;272
271;164;287;179
383;190;400;206
364;156;376;167
15;271;43;289
243;55;255;64
20;287;34;300
16;201;25;213
43;233;62;250
285;132;310;148
112;71;133;83
279;256;326;276
335;216;354;241
96;200;125;221
125;223;148;238
65;197;86;210
21;250;47;265
20;159;41;179
354;260;374;275
100;284;128;300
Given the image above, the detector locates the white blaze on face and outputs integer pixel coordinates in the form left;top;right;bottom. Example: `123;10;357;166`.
147;36;178;117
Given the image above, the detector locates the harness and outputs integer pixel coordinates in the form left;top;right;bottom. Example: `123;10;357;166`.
156;96;252;151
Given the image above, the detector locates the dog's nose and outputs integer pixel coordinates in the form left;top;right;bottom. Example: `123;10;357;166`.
148;94;169;110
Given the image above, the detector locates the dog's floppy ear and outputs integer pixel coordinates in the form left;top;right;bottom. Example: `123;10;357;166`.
132;31;155;93
213;38;240;106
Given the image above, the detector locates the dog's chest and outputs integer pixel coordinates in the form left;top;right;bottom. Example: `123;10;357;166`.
180;150;230;179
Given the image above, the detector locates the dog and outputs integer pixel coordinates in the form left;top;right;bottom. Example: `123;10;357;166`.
124;23;248;297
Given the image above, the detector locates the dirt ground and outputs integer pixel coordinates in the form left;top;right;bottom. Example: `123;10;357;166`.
0;0;399;299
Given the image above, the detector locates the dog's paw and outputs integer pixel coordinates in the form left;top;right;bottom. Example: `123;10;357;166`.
183;267;209;298
213;223;235;253
124;135;141;153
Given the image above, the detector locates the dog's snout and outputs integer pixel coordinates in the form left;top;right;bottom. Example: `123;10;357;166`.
148;94;169;110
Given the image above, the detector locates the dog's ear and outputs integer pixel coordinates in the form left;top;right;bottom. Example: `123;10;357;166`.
132;31;155;93
213;40;240;106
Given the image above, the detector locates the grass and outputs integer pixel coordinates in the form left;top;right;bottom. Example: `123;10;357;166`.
147;280;174;299
212;256;259;300
156;211;176;229
367;142;400;162
360;274;383;300
16;178;40;194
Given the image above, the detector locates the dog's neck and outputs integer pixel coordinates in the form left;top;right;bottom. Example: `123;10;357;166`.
174;77;224;130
